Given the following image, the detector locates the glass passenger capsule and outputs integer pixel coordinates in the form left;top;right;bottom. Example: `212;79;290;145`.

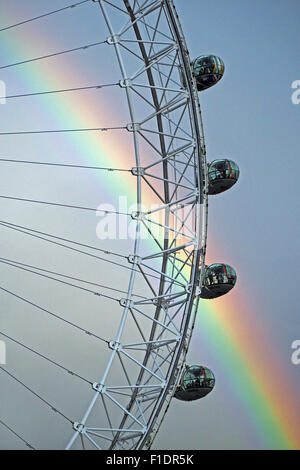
200;263;237;299
208;159;240;195
192;55;225;91
174;365;215;401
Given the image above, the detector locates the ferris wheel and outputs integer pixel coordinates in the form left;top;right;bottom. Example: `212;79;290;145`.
0;0;239;450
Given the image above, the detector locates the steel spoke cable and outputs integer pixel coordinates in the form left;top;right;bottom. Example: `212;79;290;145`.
0;157;130;172
0;39;107;71
0;1;92;33
0;221;140;277
0;219;127;259
0;256;146;299
0;418;35;450
0;126;126;136
0;82;119;101
0;221;184;287
0;366;73;424
0;258;120;302
0;331;92;385
0;284;109;345
0;194;131;215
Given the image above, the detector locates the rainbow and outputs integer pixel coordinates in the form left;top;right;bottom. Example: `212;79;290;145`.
197;294;300;449
1;3;299;450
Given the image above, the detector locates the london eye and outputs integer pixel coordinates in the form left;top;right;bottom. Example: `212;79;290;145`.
0;0;239;450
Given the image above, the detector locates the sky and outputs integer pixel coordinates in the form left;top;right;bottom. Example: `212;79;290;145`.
0;0;299;450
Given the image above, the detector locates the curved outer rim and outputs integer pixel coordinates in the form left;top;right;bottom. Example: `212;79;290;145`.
66;0;208;450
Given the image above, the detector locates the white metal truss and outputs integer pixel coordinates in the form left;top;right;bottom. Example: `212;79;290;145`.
64;0;209;450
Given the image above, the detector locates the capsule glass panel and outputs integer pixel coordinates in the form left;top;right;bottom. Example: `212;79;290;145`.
208;159;240;195
201;263;237;299
193;55;224;91
174;365;215;401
